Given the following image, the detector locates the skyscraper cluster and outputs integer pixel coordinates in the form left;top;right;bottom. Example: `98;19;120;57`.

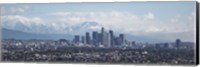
73;27;125;47
72;27;184;49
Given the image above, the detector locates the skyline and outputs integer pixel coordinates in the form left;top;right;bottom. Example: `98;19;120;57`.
0;2;196;42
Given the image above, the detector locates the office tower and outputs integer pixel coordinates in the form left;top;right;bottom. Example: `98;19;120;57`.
86;32;91;45
73;35;80;43
107;32;111;47
101;27;104;34
101;27;104;44
102;32;111;47
119;34;125;45
109;30;114;47
125;40;128;44
81;36;86;44
97;33;102;44
92;31;98;46
114;37;120;46
176;39;181;48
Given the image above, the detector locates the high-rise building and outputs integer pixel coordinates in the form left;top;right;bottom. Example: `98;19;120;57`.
107;32;111;47
119;34;125;45
102;32;111;47
101;27;104;44
92;31;98;46
86;32;91;45
101;27;104;34
81;36;86;44
97;33;102;44
73;35;80;43
176;39;181;48
114;37;120;46
109;30;114;46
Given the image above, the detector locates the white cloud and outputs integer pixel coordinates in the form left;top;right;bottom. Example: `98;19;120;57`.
1;10;195;37
1;15;74;34
144;12;155;20
89;25;102;30
145;26;162;33
11;8;25;13
171;18;178;22
49;11;196;36
50;11;142;31
1;15;47;31
1;5;30;15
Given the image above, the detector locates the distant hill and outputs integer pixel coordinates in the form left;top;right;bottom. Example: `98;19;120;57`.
2;28;73;40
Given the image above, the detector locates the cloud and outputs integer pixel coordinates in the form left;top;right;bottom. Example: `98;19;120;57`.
50;11;194;35
1;5;30;15
1;15;45;27
50;11;145;32
89;25;102;30
1;15;52;33
171;18;178;22
11;8;25;13
144;12;155;20
145;26;162;33
1;15;77;34
1;10;195;42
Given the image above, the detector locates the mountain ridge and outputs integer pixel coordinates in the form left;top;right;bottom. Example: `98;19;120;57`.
2;28;171;43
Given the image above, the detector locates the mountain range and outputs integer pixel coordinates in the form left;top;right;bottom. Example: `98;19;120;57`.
2;28;171;43
1;21;194;43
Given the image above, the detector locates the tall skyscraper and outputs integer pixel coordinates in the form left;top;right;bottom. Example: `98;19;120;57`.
81;36;86;44
114;37;119;46
102;32;111;47
119;34;125;46
86;32;91;45
97;33;102;44
101;27;104;34
109;30;114;46
107;32;111;47
92;31;98;46
176;39;181;48
73;35;80;43
101;27;105;45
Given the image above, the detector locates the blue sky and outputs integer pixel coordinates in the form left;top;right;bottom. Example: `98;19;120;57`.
0;2;196;42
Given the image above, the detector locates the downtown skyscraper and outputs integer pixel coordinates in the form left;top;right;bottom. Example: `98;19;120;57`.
73;27;126;48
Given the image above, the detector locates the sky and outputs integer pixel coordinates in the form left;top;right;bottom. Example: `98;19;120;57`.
0;2;196;42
